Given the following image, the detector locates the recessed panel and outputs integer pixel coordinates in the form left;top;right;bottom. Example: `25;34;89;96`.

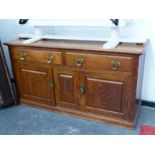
59;74;75;104
86;78;123;113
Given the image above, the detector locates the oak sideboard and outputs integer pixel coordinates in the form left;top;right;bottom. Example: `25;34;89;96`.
6;39;145;129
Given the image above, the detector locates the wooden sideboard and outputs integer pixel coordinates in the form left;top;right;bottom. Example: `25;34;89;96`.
6;39;145;129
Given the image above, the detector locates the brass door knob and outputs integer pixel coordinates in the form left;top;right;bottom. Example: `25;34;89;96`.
49;80;54;89
46;55;54;63
111;61;121;70
19;52;26;61
75;57;84;67
80;84;85;94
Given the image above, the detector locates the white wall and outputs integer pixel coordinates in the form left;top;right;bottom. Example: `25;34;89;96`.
140;20;155;102
0;19;33;76
0;19;155;102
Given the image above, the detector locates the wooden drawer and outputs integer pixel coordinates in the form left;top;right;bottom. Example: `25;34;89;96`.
11;48;63;65
66;52;134;72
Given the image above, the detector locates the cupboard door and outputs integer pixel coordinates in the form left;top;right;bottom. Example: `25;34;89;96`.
14;63;55;106
54;68;80;110
80;70;133;119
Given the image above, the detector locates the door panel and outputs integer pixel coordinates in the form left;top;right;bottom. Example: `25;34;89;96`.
14;63;55;106
80;70;132;119
59;74;75;104
54;68;80;110
86;78;123;113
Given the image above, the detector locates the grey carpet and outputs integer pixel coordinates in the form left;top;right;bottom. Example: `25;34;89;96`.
0;105;155;135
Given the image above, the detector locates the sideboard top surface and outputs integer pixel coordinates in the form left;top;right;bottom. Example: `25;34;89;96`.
5;39;145;55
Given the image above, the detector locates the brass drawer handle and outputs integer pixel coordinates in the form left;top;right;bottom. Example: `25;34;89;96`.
111;61;121;70
46;55;54;63
80;84;85;94
49;80;54;89
75;57;84;67
19;52;26;61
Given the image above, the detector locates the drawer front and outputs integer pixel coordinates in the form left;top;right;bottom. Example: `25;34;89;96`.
11;48;63;65
66;52;134;72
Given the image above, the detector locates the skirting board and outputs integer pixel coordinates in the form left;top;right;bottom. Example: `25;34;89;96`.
142;100;155;108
